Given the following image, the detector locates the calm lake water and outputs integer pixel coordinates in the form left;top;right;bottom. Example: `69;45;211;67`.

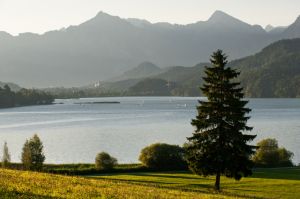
0;97;299;164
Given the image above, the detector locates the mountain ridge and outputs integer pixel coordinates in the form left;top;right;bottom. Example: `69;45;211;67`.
0;11;299;87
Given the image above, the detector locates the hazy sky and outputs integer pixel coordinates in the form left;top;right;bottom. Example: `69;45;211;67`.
0;0;299;35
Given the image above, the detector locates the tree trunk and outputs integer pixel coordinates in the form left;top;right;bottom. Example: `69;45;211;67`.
215;172;221;191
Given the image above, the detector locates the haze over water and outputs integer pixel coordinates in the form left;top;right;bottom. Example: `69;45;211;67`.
0;97;299;164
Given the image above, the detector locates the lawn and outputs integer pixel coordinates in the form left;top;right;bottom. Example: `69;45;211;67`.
87;167;300;199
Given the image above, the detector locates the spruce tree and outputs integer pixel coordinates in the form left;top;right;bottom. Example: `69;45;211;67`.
186;50;256;190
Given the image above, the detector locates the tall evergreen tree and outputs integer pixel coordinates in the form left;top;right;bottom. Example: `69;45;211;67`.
186;50;256;190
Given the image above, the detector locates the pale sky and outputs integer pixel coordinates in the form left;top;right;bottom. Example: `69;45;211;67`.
0;0;299;35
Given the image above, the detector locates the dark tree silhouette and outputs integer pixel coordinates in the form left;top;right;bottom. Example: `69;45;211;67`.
0;85;54;108
186;50;256;190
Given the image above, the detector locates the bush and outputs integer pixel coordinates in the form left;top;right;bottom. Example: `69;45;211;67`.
21;134;45;171
95;152;117;170
252;138;294;167
139;143;187;170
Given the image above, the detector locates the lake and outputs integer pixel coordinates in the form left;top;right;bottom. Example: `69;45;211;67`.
0;97;299;164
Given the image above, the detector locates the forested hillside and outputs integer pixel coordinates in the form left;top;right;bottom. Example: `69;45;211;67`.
105;38;300;97
230;38;300;97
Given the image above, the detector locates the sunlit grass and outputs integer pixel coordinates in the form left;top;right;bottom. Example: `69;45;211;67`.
0;168;231;199
88;167;300;199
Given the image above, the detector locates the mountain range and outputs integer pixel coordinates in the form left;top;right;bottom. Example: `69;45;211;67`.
0;10;300;87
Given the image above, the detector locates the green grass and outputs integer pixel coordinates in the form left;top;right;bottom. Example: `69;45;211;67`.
87;167;300;199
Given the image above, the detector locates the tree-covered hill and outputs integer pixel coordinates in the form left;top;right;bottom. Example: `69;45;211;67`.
230;38;300;97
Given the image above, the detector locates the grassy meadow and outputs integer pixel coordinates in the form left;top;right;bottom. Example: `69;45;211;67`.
87;167;300;199
0;167;299;198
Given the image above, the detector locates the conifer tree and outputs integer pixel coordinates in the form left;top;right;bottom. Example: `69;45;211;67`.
186;50;256;190
2;141;11;168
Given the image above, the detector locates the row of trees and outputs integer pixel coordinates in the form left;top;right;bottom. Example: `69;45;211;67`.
43;87;123;99
0;136;293;172
0;85;54;108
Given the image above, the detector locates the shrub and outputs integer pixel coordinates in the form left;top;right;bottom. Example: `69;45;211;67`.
252;138;293;167
139;143;187;170
21;134;45;171
95;152;117;170
2;141;11;168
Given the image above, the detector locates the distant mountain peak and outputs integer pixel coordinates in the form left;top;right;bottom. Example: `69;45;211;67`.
95;11;111;18
294;15;300;25
137;61;159;69
119;62;162;80
205;10;265;33
126;18;152;27
265;24;287;34
265;24;274;32
208;10;236;22
0;31;13;38
287;15;300;28
210;10;230;17
282;15;300;38
80;11;123;27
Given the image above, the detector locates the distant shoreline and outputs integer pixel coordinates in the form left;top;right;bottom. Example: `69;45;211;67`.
0;102;54;109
